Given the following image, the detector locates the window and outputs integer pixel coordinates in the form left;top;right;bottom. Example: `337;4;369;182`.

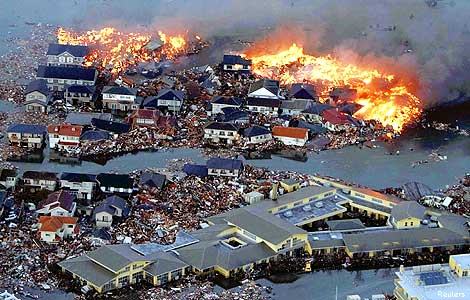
171;269;182;280
67;57;73;63
463;271;468;276
118;276;129;287
404;222;408;226
157;273;168;285
59;56;65;63
226;65;233;70
410;222;414;226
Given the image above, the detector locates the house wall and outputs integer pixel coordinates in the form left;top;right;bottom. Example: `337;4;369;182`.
102;99;134;112
207;168;240;177
212;103;239;115
26;91;47;101
40;230;56;243
273;135;307;147
203;129;239;144
157;99;181;112
60;180;95;201
7;132;44;149
47;53;85;66
247;134;272;144
394;217;422;229
248;88;278;99
302;113;322;124
100;186;133;194
39;77;95;92
23;178;57;191
449;256;470;278
26;102;47;113
95;211;113;227
48;133;80;150
247;105;278;116
223;64;250;72
66;92;93;105
280;182;300;193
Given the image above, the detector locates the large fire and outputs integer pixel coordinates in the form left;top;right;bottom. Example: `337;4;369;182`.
245;44;422;132
57;27;188;74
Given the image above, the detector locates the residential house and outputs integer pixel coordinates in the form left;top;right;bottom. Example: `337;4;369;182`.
48;124;83;150
139;172;166;190
281;99;312;116
46;43;90;67
289;83;318;101
6;124;46;149
36;190;76;216
206;158;244;177
58;243;189;293
210;96;242;115
127;109;160;128
300;103;334;124
93;195;129;228
203;122;239;144
37;65;97;92
80;130;111;142
101;86;138;112
290;120;327;135
217;108;250;125
22;171;58;192
115;76;135;88
248;79;280;99
60;173;97;202
221;54;252;73
65;85;96;106
246;97;280;116
183;164;208;177
321;108;352;131
272;126;308;147
24;79;52;113
329;87;357;104
96;173;134;194
0;169;18;190
37;215;79;243
242;126;272;144
153;89;185;113
91;118;131;135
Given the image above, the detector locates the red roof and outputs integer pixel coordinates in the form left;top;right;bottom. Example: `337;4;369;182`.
321;109;350;125
272;126;308;139
58;141;79;146
38;215;77;232
47;124;83;137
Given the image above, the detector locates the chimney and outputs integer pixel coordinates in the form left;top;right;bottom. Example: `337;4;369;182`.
270;182;279;200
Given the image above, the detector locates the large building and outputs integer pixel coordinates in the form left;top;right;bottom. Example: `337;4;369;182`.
394;254;470;300
37;65;97;92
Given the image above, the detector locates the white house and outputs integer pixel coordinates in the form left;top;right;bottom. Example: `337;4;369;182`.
36;190;76;217
154;89;185;113
47;124;83;150
245;97;280;116
22;171;58;192
272;126;309;147
221;54;252;73
6;124;47;149
46;43;90;67
206;158;244;178
242;126;272;144
248;78;280;99
203;122;239;145
0;169;18;190
24;79;52;113
96;173;134;194
102;86;138;112
60;173;97;202
36;65;97;92
37;216;78;243
93;196;129;228
210;96;243;115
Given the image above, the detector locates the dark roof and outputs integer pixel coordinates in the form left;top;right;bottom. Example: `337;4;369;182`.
221;110;250;122
301;103;334;115
66;112;112;126
338;103;362;115
391;202;427;221
25;79;50;95
207;158;243;170
23;171;57;181
211;96;242;106
92;228;112;240
156;89;184;101
402;182;436;202
102;86;138;96
80;130;111;141
7;124;46;135
142;96;158;108
321;109;351;125
66;84;96;94
96;173;134;189
326;219;366;231
248;79;280;96
91;118;131;134
139;172;166;189
37;65;97;81
183;164;208;177
246;97;281;108
60;172;96;183
47;43;90;57
0;169;17;182
93;195;129;217
38;190;74;211
243;125;271;137
289;83;317;100
222;54;252;66
205;122;238;131
290;120;327;134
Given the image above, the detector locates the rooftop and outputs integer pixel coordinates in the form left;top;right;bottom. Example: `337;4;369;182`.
272;126;308;139
37;65;96;81
102;86;137;96
47;43;90;57
222;54;252;66
47;124;83;137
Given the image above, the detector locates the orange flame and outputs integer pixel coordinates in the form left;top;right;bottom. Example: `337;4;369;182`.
245;44;422;132
57;27;188;74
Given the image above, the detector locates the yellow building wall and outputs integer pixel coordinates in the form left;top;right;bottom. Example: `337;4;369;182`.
280;182;300;193
395;217;421;229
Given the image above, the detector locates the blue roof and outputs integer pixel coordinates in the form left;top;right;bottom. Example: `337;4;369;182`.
91;119;131;134
80;130;111;141
289;83;317;100
60;172;96;182
47;43;90;57
206;158;243;170
103;86;137;96
37;65;97;81
156;89;184;101
243;125;271;137
222;54;252;65
66;84;95;94
246;97;281;108
6;124;46;134
25;79;50;95
183;164;208;177
211;96;242;106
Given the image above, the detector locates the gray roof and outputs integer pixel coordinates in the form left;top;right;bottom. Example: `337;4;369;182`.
139;172;166;189
281;99;312;110
143;252;188;276
326;219;366;231
65;112;112;126
7;124;46;134
391;201;427;221
58;255;115;287
25;79;50;95
103;86;138;96
176;240;276;271
248;79;279;96
343;228;469;253
86;244;147;272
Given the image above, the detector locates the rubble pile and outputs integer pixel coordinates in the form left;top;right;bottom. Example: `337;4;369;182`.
441;174;470;216
138;277;271;300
